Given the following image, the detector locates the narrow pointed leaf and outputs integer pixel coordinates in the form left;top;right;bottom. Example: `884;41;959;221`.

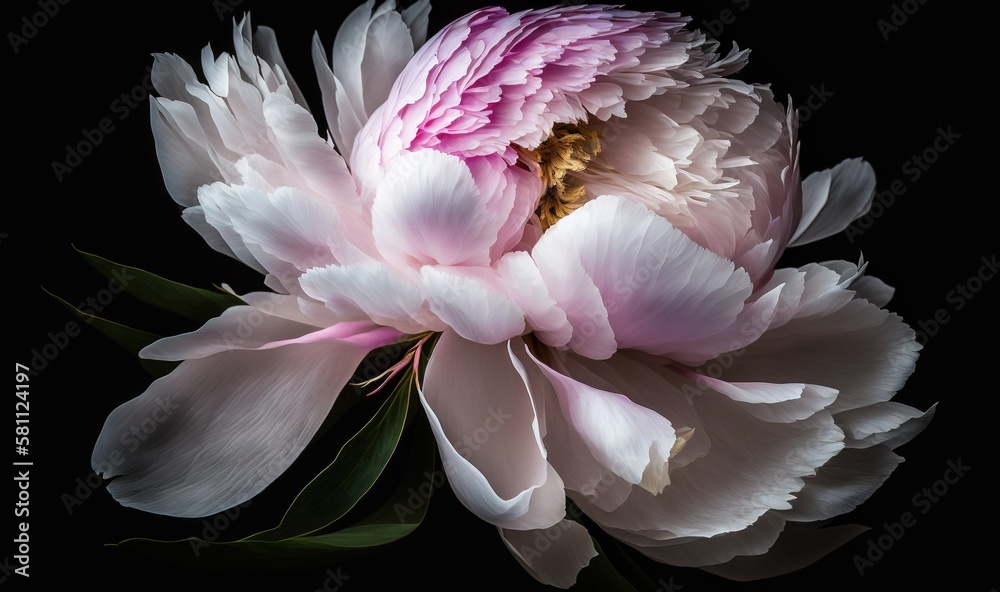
247;373;411;541
75;246;243;322
45;288;177;376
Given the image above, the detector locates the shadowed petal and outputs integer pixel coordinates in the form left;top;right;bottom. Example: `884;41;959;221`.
499;520;597;589
92;331;377;518
418;331;565;529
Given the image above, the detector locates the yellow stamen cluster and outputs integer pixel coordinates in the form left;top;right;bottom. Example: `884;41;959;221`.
521;121;602;231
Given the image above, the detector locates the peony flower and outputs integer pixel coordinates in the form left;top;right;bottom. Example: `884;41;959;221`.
92;1;932;587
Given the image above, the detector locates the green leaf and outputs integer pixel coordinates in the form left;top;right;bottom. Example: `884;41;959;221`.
44;288;178;377
246;373;411;541
75;246;243;322
117;387;436;568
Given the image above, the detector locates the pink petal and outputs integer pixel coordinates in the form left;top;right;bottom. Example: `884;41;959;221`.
532;195;752;362
418;332;565;529
420;266;524;345
372;149;495;268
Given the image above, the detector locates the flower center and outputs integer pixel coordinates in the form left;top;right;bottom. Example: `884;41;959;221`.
521;121;602;231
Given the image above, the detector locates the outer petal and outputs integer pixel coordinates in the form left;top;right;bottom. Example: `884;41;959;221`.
717;262;920;414
139;303;321;360
92;330;376;518
835;401;937;449
634;512;786;567
418;331;565;530
700;523;869;580
790;158;876;246
532;195;752;362
313;0;429;159
529;351;678;496
779;446;903;523
499;520;597;589
579;390;844;540
198;182;368;295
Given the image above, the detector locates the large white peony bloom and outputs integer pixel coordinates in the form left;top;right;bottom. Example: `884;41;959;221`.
92;2;932;587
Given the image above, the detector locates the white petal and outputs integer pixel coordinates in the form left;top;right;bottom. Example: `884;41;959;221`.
836;402;937;449
700;523;869;580
676;369;838;423
578;353;710;474
331;0;378;121
578;392;843;540
359;5;418;116
195;183;268;275
198;183;370;293
372;150;495;267
300;262;435;335
718;264;920;414
420;266;524;345
531;230;617;360
252;26;309;109
316;0;425;158
790;158;876;246
92;335;374;517
150;99;223;207
311;31;358;158
180;205;239;262
780;446;903;522
399;0;431;48
261;92;359;206
418;332;565;529
140;304;320;360
820;258;896;307
631;513;785;567
531;352;677;495
499;521;597;589
532;195;752;362
496;251;571;348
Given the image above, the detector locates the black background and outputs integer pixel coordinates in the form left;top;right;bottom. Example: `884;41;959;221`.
4;0;995;590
